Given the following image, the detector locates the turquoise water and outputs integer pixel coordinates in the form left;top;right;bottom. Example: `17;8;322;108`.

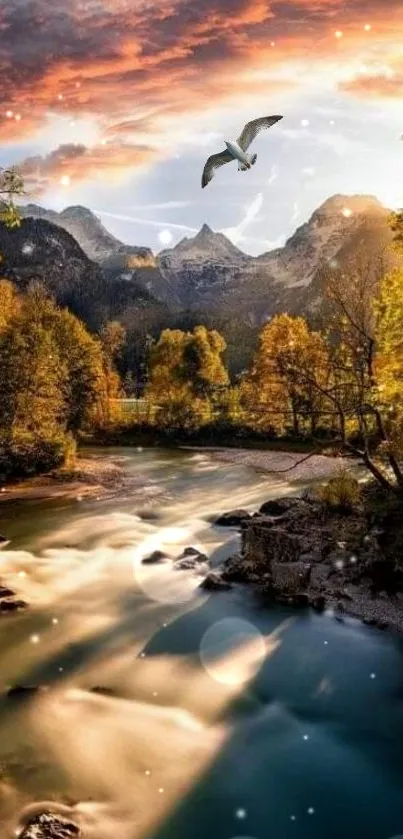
0;448;402;839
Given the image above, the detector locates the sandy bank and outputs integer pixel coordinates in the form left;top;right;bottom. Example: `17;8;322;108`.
0;453;161;505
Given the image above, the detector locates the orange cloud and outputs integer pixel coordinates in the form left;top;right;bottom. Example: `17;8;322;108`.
19;142;156;195
1;0;403;186
340;73;403;98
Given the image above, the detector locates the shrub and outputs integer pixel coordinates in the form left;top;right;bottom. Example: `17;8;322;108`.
318;469;361;513
0;430;75;478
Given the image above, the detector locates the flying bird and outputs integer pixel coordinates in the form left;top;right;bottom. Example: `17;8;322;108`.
201;115;283;188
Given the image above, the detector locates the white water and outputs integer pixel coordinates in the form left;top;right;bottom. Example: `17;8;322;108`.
1;449;403;839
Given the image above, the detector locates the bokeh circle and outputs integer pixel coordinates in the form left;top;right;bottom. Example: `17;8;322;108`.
200;617;266;685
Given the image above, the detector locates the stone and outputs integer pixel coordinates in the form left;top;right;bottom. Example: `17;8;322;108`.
7;685;42;698
141;550;168;564
175;556;208;570
181;546;205;557
175;547;208;569
222;554;249;582
0;598;27;612
242;523;302;566
0;586;15;598
270;562;312;596
214;509;251;527
258;498;302;517
200;573;232;591
310;594;326;612
90;686;116;696
20;813;80;838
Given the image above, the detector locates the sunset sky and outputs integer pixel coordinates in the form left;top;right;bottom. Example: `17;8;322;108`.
1;0;403;254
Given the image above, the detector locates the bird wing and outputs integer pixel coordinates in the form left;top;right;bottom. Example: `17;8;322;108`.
201;149;233;188
237;115;283;151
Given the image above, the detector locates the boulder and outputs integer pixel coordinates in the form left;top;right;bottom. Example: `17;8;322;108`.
90;686;117;696
7;685;42;698
270;562;312;596
310;594;326;612
181;546;205;557
20;813;80;838
258;498;302;517
175;556;208;570
200;573;232;591
214;509;251;527
0;598;27;613
0;586;15;598
175;547;208;569
242;523;302;567
222;554;250;582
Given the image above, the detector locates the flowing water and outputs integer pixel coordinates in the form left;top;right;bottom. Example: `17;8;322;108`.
0;448;403;839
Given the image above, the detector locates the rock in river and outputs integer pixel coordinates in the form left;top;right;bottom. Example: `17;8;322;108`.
200;572;232;591
141;550;169;564
175;547;209;569
20;812;80;838
214;509;252;527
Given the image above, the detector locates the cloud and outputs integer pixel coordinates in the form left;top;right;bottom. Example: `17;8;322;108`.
94;210;198;233
1;0;403;190
267;164;278;185
220;191;264;245
291;201;300;222
19;142;156;194
339;72;403;99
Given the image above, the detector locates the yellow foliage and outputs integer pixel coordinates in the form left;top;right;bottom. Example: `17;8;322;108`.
318;469;361;512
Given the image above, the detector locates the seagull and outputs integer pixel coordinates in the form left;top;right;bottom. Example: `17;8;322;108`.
201;115;283;188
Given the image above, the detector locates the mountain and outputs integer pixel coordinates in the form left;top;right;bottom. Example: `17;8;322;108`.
157;224;250;308
7;193;399;378
155;194;396;324
20;203;154;265
17;194;397;327
0;216;167;332
253;194;390;288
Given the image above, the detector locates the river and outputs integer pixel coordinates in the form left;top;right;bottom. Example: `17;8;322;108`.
0;448;403;839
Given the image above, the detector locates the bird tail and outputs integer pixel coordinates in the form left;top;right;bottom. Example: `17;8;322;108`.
238;153;257;171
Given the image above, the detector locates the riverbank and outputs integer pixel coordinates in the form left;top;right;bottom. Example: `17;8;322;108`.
213;489;403;634
186;446;356;482
0;443;350;506
0;453;148;505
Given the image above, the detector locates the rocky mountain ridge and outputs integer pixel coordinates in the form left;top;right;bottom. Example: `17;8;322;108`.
16;194;397;326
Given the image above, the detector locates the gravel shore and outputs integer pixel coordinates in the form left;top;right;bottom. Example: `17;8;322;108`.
198;447;359;482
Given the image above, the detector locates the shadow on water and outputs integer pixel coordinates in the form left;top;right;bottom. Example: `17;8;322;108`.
138;594;403;839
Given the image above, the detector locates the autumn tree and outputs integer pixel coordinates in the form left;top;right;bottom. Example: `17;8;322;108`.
147;326;229;430
282;258;403;493
0;287;68;475
92;320;126;429
241;314;329;436
0;283;110;476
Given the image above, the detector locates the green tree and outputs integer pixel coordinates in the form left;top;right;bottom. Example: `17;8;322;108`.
0;166;24;228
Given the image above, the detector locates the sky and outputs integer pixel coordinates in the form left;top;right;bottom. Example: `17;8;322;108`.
0;0;403;255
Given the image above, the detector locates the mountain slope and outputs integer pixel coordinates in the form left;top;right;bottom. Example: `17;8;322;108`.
0;216;167;331
254;194;393;290
18;194;397;325
20;203;154;265
157;223;250;308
